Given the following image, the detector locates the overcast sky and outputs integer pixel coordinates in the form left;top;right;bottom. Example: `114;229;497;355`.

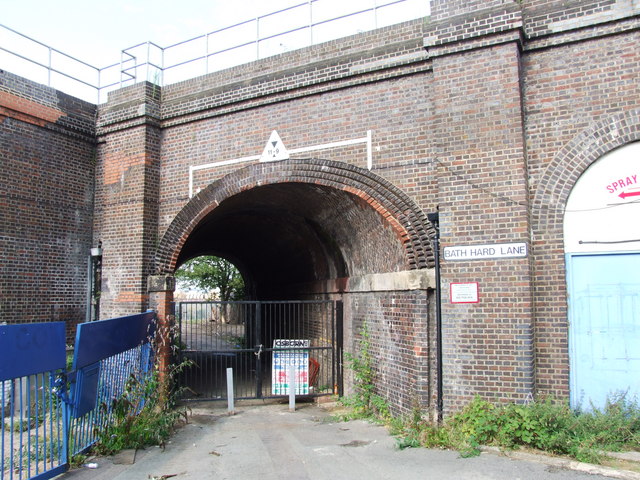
2;0;306;66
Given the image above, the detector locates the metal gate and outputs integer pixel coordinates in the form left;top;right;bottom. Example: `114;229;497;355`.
176;300;342;401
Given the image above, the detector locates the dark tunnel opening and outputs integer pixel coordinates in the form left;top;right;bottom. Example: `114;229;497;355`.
176;182;408;300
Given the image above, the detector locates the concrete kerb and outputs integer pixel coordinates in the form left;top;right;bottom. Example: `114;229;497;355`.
480;446;640;480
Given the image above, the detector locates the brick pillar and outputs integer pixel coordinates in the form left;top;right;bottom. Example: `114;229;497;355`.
148;274;176;397
94;83;162;319
426;4;534;412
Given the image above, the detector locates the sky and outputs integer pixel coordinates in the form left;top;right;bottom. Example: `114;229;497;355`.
2;0;306;65
1;0;429;102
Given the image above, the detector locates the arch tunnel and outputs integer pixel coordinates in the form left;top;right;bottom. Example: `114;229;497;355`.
160;158;437;300
176;182;412;299
155;159;438;411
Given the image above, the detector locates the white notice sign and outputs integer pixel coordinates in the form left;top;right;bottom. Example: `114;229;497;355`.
272;339;309;395
450;282;479;304
443;242;527;261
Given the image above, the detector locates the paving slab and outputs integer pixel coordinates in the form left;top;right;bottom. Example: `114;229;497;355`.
57;400;636;480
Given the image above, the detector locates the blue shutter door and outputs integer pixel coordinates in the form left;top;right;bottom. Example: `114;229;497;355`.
568;252;640;409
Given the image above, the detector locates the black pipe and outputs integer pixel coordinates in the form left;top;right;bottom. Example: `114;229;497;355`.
428;211;443;422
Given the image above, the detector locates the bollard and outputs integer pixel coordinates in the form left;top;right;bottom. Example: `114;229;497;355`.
227;367;235;414
288;362;296;412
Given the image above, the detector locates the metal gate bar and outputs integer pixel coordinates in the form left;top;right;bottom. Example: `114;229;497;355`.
177;300;340;401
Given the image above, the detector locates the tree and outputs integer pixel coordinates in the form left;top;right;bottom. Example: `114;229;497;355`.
175;256;245;301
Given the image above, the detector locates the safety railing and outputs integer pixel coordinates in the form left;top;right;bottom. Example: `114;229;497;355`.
0;0;429;104
0;312;156;480
0;24;120;105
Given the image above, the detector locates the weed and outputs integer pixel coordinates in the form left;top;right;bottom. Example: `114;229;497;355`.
223;334;246;348
396;434;421;450
339;322;391;422
337;321;640;464
417;394;640;463
91;365;188;455
69;453;87;468
91;326;192;456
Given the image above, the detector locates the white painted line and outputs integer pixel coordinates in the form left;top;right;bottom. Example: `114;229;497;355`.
367;130;372;170
189;155;261;197
287;133;370;155
188;131;373;198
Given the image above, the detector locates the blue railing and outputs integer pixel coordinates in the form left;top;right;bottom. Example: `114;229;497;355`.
0;312;156;480
1;322;67;480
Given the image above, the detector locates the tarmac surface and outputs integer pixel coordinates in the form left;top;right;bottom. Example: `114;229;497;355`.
57;400;640;480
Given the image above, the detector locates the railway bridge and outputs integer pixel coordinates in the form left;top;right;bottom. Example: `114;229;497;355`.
2;0;640;415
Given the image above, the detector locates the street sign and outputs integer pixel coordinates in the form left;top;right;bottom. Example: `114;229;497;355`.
272;339;309;395
443;242;527;261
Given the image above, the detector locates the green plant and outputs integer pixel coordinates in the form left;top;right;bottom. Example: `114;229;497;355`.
336;326;640;464
451;396;499;445
175;256;245;301
92;325;192;457
92;365;188;455
3;434;65;473
339;322;391;422
223;334;246;348
396;434;421;450
69;453;88;468
392;397;427;449
66;351;74;371
409;394;640;463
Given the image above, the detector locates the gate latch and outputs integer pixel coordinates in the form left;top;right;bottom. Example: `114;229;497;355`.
255;344;263;359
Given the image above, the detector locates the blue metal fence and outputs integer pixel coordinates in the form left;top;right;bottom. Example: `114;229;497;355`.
0;312;156;480
1;322;67;480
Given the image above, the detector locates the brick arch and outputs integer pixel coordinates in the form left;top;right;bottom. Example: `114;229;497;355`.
155;158;436;274
531;109;640;398
532;108;640;234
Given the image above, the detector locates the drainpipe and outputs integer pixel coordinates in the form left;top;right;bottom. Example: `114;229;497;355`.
428;211;443;422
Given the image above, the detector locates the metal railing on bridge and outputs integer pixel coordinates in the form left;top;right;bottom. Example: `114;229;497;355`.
0;0;429;104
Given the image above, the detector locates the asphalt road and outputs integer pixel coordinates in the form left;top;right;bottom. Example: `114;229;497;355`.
58;400;635;480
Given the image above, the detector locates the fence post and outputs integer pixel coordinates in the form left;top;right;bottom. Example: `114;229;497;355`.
227;368;235;413
148;275;176;403
289;362;296;412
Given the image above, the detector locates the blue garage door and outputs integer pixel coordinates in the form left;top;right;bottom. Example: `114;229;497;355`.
567;252;640;409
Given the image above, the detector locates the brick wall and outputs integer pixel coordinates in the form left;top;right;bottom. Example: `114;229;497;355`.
522;0;638;38
91;1;640;413
430;39;534;410
430;0;512;22
346;290;435;417
0;71;96;339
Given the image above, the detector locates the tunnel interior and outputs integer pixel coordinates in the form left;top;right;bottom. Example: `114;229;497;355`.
176;182;409;300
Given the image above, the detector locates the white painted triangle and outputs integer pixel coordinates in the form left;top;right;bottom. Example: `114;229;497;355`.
260;130;289;162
